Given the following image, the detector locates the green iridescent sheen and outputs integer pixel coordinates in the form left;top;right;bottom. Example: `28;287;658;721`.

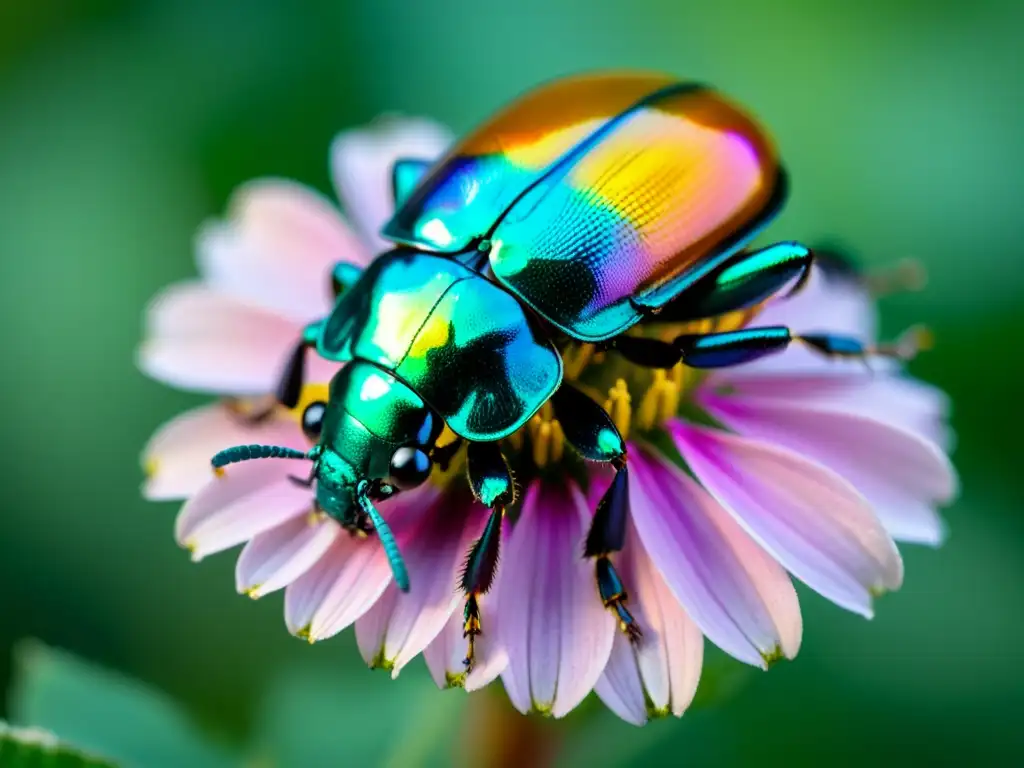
311;361;437;518
319;249;562;440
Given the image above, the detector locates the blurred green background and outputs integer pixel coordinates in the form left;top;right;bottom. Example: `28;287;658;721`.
1;0;1022;765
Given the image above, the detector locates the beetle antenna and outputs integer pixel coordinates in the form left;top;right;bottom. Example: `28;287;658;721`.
357;490;410;593
211;444;310;475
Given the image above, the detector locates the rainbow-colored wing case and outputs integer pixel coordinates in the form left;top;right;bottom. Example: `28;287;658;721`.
382;73;784;341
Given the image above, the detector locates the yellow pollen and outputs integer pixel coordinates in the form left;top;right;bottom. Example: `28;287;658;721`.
295;624;312;641
562;343;596;380
288;383;331;426
143;457;159;479
306;509;325;527
635;364;684;432
528;402;565;468
761;645;785;667
603;378;632;440
213;466;225;479
244;586;262;600
444;671;467;689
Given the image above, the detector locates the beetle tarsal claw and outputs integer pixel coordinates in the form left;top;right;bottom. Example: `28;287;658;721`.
462;593;483;672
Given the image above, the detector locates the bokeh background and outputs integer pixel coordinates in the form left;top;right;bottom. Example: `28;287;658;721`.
1;0;1022;765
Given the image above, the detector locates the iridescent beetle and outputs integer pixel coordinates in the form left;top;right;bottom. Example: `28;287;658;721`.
212;72;900;666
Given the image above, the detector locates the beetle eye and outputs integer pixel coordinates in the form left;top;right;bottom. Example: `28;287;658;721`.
301;401;327;442
388;446;432;490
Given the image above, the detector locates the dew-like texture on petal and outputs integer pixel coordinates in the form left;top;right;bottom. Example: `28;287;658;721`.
629;448;800;667
175;460;313;560
422;515;512;692
198;180;367;323
235;515;340;598
499;482;615;717
354;488;482;677
139;283;299;396
702;392;956;545
142;404;303;501
330;117;453;251
671;422;903;617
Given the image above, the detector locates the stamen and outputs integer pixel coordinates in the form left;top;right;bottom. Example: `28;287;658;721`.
602;378;632;441
635;365;683;432
528;402;564;468
563;343;596;380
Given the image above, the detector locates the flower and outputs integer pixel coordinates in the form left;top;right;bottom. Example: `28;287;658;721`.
140;117;957;726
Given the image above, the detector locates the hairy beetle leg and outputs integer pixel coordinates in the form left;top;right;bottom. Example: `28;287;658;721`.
459;505;504;672
459;442;515;672
551;384;641;643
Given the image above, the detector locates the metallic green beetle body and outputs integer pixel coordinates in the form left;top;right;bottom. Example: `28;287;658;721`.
318;249;562;441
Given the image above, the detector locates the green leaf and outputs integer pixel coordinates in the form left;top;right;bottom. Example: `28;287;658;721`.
252;659;466;767
9;642;238;768
0;721;116;768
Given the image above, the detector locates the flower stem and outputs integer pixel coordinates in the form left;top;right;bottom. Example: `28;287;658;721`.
458;686;561;768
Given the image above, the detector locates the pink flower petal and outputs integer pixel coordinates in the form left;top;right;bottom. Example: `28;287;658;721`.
197;180;369;323
499;481;616;718
630;447;801;667
175;459;313;560
139;283;300;396
423;590;510;692
595;633;647;726
284;535;390;639
142;404;304;501
354;487;480;677
671;422;903;617
235;514;340;598
702;392;956;545
423;518;511;692
304;495;426;641
596;517;702;726
330;117;453;251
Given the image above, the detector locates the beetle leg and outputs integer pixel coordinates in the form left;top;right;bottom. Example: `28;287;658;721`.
431;437;465;472
274;262;363;410
274;320;324;409
613;324;928;370
391;158;433;207
460;441;514;672
642;242;814;324
551;383;641;643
